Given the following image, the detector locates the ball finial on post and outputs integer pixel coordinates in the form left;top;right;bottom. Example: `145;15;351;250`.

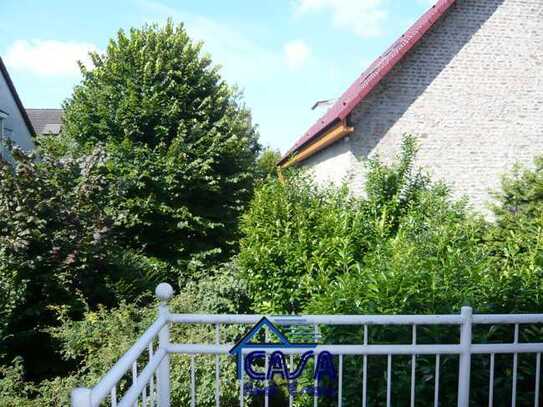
155;282;174;302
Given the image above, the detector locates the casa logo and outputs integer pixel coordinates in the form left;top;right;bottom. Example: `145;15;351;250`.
229;317;337;398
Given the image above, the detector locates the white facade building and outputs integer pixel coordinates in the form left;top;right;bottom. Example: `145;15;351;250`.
0;57;35;161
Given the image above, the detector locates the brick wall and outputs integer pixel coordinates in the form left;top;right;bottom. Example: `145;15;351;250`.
303;0;543;214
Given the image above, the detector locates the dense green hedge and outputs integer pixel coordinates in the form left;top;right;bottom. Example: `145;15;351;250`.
238;136;543;406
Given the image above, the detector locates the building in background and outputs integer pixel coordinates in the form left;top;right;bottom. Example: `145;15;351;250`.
280;0;543;213
0;57;35;160
26;108;63;136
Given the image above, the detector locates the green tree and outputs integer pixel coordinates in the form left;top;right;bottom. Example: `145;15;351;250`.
0;147;121;378
486;158;543;312
255;147;281;181
0;20;261;383
61;21;260;272
492;157;543;223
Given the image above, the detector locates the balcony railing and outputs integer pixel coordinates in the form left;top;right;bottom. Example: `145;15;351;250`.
71;283;543;407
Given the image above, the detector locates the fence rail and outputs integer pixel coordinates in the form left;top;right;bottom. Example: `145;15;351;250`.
71;283;543;407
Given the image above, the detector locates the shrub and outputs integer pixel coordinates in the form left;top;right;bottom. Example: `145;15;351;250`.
0;147;122;378
488;158;543;310
238;136;435;314
255;148;281;182
305;187;543;405
239;136;543;406
238;174;367;314
0;248;25;352
0;265;251;406
0;144;182;378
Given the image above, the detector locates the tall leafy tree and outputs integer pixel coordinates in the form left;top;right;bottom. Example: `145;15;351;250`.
62;21;260;273
0;21;261;381
0;147;122;378
255;148;281;181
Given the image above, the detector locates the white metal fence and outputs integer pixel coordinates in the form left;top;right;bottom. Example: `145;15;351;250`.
71;283;543;407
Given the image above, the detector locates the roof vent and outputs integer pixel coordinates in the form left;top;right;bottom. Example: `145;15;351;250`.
311;99;336;111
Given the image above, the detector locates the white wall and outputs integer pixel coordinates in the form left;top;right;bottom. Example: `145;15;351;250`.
0;69;35;157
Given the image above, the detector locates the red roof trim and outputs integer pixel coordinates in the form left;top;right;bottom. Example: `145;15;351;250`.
279;0;456;164
0;57;36;137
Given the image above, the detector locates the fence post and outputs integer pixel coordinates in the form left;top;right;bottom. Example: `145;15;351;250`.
71;387;92;407
156;282;174;407
457;306;473;407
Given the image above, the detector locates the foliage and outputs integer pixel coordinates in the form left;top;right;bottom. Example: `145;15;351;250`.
0;146;118;378
492;157;543;223
255;147;281;181
0;266;251;406
0;20;262;380
239;136;543;406
238;174;364;313
488;159;543;307
61;21;260;270
0;248;25;351
0;143;182;377
238;136;434;314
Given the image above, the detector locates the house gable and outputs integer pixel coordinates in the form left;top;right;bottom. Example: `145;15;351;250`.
288;0;543;213
279;0;457;166
0;57;36;156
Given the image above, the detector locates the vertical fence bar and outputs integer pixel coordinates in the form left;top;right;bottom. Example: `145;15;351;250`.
190;355;196;407
156;283;173;407
265;328;269;407
131;360;138;407
314;324;319;407
512;324;519;407
215;323;221;407
434;354;440;407
132;361;137;382
239;351;245;407
314;350;319;407
111;386;117;407
289;354;294;407
535;353;541;407
132;360;138;384
338;354;343;407
387;354;392;407
148;343;155;404
411;325;417;407
142;383;147;407
458;306;473;407
489;353;495;407
362;324;368;407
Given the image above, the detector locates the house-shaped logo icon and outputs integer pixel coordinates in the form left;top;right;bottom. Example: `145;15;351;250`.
229;317;317;379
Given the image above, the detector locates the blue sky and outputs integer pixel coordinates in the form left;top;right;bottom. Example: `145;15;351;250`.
0;0;433;152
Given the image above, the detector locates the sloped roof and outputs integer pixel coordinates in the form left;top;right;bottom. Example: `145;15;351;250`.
279;0;456;164
26;108;63;135
0;57;36;137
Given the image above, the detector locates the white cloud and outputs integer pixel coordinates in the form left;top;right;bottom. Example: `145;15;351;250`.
136;0;281;85
295;0;389;38
284;40;311;71
4;39;98;77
